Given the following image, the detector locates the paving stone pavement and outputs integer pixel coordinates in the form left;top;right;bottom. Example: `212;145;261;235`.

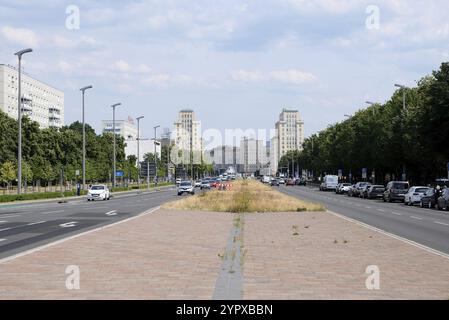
243;212;449;300
0;208;448;299
0;209;233;299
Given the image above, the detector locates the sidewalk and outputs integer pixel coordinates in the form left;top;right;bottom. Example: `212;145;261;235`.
0;208;448;299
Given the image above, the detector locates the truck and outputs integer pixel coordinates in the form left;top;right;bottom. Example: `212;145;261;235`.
319;175;339;191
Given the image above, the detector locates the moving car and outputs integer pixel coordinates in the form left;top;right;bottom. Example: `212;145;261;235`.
437;188;449;211
87;185;110;201
365;185;386;199
279;178;286;185
270;178;280;187
200;179;211;190
262;176;271;184
420;188;438;209
404;186;429;206
194;180;202;188
319;175;339;191
383;181;410;203
177;181;195;196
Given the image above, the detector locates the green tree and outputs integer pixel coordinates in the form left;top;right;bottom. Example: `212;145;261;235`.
0;161;16;189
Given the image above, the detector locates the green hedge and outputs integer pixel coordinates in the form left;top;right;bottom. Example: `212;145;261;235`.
0;190;88;203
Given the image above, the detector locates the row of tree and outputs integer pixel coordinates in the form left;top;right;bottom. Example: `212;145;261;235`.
279;62;449;185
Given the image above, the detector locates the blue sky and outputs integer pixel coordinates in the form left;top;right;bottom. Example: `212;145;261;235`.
1;0;449;145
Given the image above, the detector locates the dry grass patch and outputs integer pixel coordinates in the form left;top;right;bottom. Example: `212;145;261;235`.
163;180;325;213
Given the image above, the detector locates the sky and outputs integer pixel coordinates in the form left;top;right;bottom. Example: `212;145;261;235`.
1;0;449;147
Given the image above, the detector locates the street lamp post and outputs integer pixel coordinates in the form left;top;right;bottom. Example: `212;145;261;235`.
15;48;33;195
395;84;407;181
365;101;379;116
154;125;160;187
136;116;144;187
80;85;93;191
111;103;122;188
166;131;172;181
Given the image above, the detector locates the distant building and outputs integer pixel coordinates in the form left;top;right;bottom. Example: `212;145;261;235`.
102;116;138;141
240;137;268;175
172;109;203;165
0;64;64;129
209;145;241;174
271;108;304;174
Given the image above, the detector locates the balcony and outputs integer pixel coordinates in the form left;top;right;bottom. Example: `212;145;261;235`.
49;119;61;128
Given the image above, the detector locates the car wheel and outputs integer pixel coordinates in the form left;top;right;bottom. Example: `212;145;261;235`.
428;201;433;209
420;201;424;208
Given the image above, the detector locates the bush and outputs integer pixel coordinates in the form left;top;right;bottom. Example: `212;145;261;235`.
0;190;87;203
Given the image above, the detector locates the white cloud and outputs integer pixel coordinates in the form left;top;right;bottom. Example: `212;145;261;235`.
1;26;38;47
114;60;130;72
232;69;317;85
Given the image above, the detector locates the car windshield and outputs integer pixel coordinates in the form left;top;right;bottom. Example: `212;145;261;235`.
180;182;191;186
415;188;429;193
393;183;409;189
373;187;385;191
91;186;104;190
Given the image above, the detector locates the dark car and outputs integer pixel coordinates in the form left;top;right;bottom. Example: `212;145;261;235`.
270;178;280;187
366;185;386;199
295;179;307;186
420;188;438;209
383;181;409;203
437;188;449;211
347;185;357;197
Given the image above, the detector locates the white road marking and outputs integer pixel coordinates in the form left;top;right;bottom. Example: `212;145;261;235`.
27;221;46;226
59;222;78;228
42;210;64;215
0;239;6;242
0;228;11;232
1;215;19;218
410;216;423;221
434;221;449;226
391;211;402;216
0;221;7;224
105;210;117;216
365;206;371;209
377;209;385;213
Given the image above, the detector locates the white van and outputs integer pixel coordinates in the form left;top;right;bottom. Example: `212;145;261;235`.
320;175;339;191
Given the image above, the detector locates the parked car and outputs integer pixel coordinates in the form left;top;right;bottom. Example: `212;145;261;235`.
336;183;352;194
295;179;307;186
279;178;286;185
286;178;295;186
435;179;449;188
270;178;280;187
349;182;371;197
437;188;449;211
177;181;195;196
366;185;386;199
359;185;372;198
200;179;211;190
347;185;357;197
87;185;110;201
404;186;429;206
383;181;409;203
420;188;438;209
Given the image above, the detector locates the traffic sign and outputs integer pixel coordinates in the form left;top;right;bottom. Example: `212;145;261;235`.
140;162;156;177
115;170;124;177
362;168;367;179
75;170;80;176
338;169;343;178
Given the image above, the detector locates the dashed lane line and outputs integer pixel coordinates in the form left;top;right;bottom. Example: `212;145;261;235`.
434;221;449;227
410;216;423;221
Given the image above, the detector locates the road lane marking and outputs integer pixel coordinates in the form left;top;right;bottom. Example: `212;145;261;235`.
27;221;46;226
0;239;6;242
0;221;7;224
391;211;402;216
410;216;423;221
59;222;78;228
365;206;372;209
434;221;449;226
105;210;117;216
0;206;160;264
377;209;385;213
42;210;64;215
328;210;449;260
0;228;11;232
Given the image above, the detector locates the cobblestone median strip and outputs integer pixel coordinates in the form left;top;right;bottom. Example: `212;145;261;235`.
213;213;245;300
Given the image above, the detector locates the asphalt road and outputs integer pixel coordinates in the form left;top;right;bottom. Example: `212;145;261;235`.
0;187;178;260
279;185;449;254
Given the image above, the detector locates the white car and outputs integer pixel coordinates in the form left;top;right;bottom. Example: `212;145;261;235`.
177;181;195;196
87;185;110;201
278;178;285;185
404;186;429;206
194;180;202;188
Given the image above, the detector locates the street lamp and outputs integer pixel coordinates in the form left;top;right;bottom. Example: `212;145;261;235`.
365;101;379;116
153;125;160;186
166;130;172;181
80;85;93;191
344;114;351;119
111;103;122;188
136;116;144;186
395;84;407;181
15;48;33;195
